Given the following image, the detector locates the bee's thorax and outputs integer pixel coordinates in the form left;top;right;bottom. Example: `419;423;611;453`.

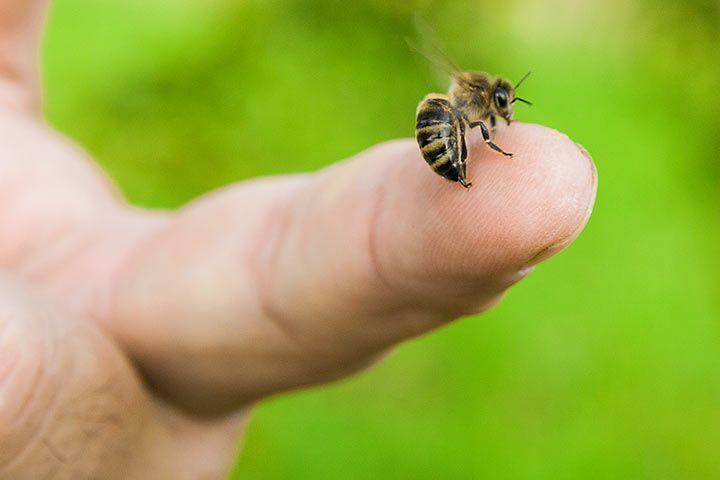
448;73;492;122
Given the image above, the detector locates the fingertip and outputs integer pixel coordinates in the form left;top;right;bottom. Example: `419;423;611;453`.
372;123;597;307
474;123;597;267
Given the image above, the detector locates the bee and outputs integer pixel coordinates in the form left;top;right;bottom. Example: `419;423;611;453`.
412;40;532;188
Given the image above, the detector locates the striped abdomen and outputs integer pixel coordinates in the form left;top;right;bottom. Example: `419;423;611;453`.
415;94;468;186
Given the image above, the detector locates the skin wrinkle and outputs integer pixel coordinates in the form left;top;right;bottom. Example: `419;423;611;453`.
9;354;44;437
55;402;118;471
249;181;310;351
0;309;58;452
69;378;130;428
102;214;191;326
238;171;408;389
0;336;62;476
50;378;122;463
48;327;150;480
248;179;388;372
0;320;19;383
40;438;68;465
307;156;436;342
367;178;395;294
16;221;104;284
88;211;168;326
252;172;345;347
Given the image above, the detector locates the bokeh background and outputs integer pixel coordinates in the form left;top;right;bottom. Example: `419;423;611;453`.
42;0;720;478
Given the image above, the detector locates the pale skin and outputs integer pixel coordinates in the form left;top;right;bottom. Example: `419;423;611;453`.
0;1;597;478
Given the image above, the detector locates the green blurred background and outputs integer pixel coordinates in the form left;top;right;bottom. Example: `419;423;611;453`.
42;0;720;478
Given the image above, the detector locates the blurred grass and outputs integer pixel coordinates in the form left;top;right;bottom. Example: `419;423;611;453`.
42;0;720;478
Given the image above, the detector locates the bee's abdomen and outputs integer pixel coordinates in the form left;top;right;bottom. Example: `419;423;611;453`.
415;96;460;179
416;123;453;148
416;96;454;129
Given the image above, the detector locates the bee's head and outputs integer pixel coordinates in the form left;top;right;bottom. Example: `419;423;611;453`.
491;79;514;123
494;71;532;124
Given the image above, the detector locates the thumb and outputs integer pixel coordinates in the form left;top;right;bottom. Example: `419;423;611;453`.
105;122;597;413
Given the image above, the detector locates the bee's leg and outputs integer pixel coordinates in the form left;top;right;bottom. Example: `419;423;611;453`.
458;160;472;189
489;114;497;130
477;121;513;157
459;122;468;162
466;118;511;155
457;123;472;189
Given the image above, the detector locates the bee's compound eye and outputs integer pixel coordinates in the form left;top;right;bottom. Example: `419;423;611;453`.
494;89;508;108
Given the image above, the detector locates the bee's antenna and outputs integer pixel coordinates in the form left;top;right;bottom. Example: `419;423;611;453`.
514;71;532;90
513;97;533;106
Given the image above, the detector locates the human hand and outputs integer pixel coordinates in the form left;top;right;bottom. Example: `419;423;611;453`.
0;1;597;478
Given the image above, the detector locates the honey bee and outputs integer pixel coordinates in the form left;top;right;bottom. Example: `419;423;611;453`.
412;42;532;188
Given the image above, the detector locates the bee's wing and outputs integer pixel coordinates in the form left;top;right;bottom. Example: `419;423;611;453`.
406;17;461;88
405;36;459;78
